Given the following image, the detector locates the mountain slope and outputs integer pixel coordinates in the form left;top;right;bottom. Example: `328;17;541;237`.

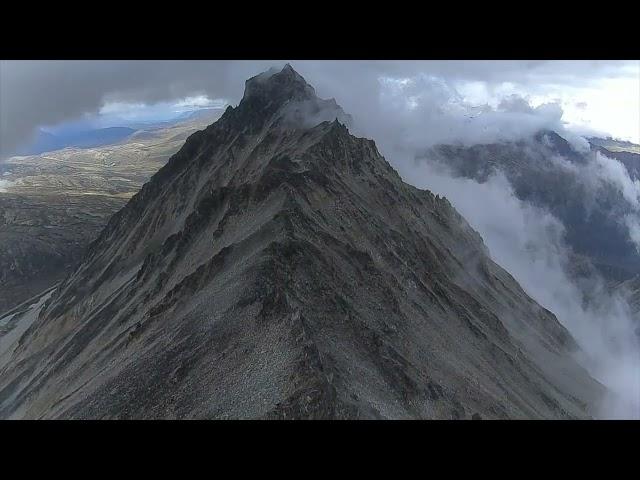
0;66;603;419
589;137;640;182
0;193;125;314
0;114;218;313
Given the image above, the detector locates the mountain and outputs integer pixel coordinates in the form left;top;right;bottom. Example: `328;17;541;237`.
0;116;215;314
422;131;640;282
588;137;640;155
588;137;640;181
0;193;126;315
0;65;603;419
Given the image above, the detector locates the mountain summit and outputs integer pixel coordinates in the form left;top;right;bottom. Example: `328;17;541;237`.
231;64;353;133
242;63;316;103
0;66;603;419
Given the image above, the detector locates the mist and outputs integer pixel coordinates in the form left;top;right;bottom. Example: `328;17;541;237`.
324;72;640;418
404;161;640;418
0;179;13;193
549;149;640;252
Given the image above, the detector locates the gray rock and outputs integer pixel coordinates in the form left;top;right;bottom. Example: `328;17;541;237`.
0;66;604;419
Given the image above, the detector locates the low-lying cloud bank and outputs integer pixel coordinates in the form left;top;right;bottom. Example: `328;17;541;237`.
352;76;587;151
548;149;640;253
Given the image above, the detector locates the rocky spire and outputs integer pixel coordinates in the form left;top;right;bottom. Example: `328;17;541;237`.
241;64;317;106
228;64;351;133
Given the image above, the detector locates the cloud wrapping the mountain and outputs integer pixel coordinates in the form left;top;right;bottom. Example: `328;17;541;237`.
590;152;640;209
549;150;640;251
401;160;640;418
339;76;640;416
366;100;640;417
2;60;637;157
349;77;587;154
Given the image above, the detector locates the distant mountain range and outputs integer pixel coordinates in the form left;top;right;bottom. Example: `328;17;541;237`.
12;108;225;157
16;127;137;156
588;137;640;181
588;137;640;155
422;132;640;282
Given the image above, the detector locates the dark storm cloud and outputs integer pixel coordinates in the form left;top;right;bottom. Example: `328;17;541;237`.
0;60;263;155
1;60;637;156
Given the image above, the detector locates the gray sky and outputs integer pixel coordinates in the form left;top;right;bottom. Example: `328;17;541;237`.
1;60;638;156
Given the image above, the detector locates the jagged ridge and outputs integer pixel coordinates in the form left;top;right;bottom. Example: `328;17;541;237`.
0;66;603;419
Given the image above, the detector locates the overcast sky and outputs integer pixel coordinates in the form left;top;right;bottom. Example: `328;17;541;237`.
1;60;638;157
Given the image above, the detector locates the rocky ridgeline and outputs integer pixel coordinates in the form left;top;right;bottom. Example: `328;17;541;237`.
0;66;603;419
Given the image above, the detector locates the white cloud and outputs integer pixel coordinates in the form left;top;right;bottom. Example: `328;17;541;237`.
530;76;640;144
94;95;228;126
549;150;640;251
624;215;640;253
591;151;640;209
2;60;638;157
173;95;227;110
348;74;587;162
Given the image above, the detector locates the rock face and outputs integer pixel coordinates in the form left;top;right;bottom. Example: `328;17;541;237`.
0;193;125;314
588;137;640;180
0;66;604;419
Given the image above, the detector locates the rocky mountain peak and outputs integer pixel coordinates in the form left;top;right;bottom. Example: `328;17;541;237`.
229;65;353;133
241;64;316;105
0;66;604;420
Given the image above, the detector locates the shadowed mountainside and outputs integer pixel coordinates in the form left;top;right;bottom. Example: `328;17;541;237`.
0;66;603;419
